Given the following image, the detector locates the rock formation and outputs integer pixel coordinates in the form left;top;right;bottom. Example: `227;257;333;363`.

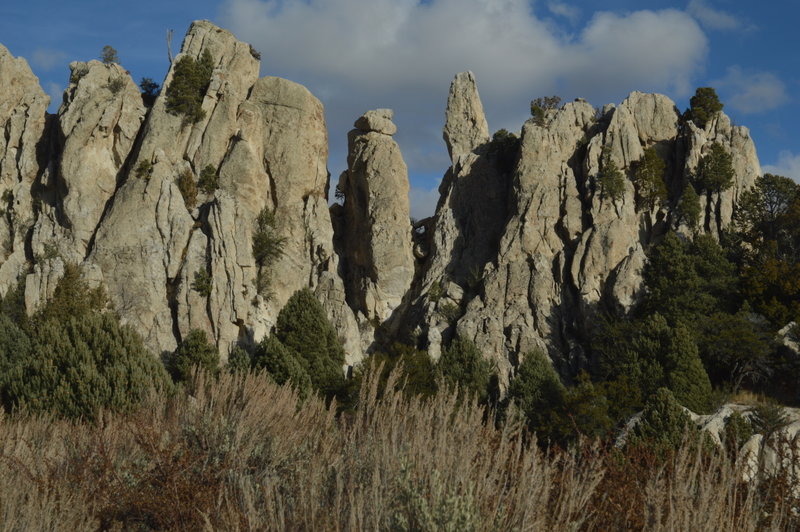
0;22;764;377
403;79;760;383
0;44;50;294
337;109;414;328
0;22;360;363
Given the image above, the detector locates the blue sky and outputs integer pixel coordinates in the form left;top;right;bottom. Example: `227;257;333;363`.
2;0;799;218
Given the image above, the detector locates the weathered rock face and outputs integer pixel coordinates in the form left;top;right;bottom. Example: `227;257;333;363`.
338;109;414;328
0;45;49;292
404;75;760;382
0;26;765;377
53;61;145;260
406;72;511;360
0;21;361;363
684;113;761;234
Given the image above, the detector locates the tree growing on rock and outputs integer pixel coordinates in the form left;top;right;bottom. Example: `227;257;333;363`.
632;147;668;210
252;207;285;297
100;45;119;65
674;184;702;231
597;149;626;203
488;129;520;174
165;49;214;124
139;77;159;106
530;95;561;126
696;143;734;193
687;87;723;129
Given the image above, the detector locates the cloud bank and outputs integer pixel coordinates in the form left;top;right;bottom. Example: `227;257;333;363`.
763;150;800;182
686;0;742;31
220;0;708;216
714;66;789;115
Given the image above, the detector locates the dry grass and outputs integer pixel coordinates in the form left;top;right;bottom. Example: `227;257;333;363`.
728;389;770;406
0;369;797;531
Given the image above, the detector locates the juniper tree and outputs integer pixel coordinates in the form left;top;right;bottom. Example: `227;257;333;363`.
167;329;220;384
597;149;626;203
687;87;723;129
696;143;734;193
437;337;495;404
633;147;668;210
0;313;171;420
274;288;345;398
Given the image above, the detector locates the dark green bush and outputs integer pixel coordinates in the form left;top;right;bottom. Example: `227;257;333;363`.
165;49;214;125
274;288;345;399
0;312;170;420
225;346;252;374
437;337;495;404
629;388;693;450
166;329;219;384
177;168;197;209
198;164;218;194
251;336;312;399
507;349;566;435
252;207;285;296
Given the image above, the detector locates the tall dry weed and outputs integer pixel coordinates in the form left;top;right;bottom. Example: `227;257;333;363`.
0;368;797;531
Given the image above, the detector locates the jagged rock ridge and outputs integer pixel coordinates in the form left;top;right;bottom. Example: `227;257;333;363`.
0;22;762;377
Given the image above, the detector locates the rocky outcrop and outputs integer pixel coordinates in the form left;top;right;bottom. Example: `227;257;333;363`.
0;25;765;376
684;113;761;234
52;61;144;260
338;109;414;329
409;72;511;360
403;75;761;383
0;21;361;363
0;45;49;292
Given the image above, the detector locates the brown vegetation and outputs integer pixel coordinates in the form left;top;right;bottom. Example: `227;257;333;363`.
0;368;796;531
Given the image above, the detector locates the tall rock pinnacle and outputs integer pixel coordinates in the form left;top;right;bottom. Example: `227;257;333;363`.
338;109;414;329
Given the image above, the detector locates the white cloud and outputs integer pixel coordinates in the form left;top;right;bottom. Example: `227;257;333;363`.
548;1;580;23
714;66;788;114
220;0;707;213
686;0;742;31
30;49;67;71
409;186;441;220
45;82;64;109
763;151;800;182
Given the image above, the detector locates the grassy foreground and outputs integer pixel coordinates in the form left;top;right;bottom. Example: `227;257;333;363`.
0;369;796;531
